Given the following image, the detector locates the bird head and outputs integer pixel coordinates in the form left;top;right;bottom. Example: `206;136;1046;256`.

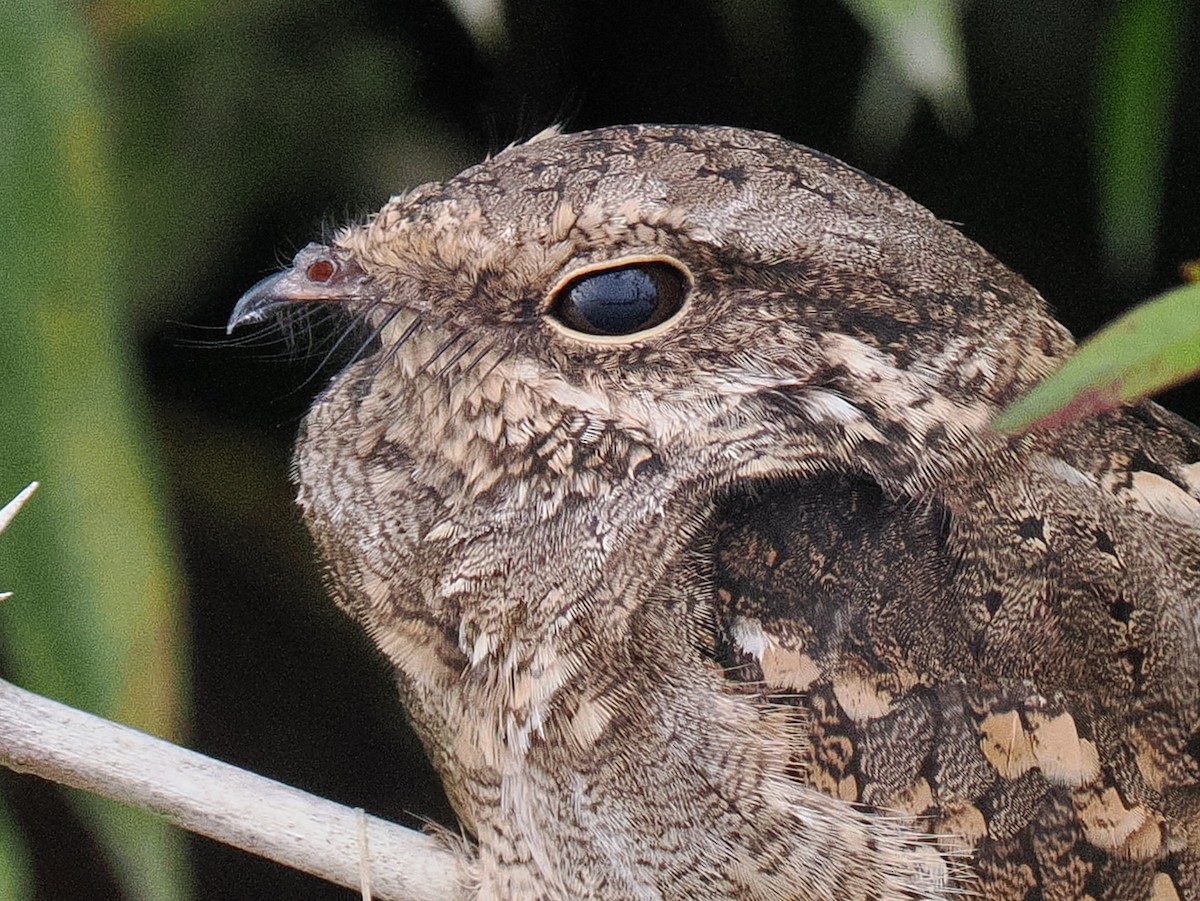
230;125;1070;515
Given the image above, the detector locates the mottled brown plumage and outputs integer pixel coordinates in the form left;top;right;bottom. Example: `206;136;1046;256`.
229;125;1200;900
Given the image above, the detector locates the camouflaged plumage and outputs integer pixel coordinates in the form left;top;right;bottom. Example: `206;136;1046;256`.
231;124;1200;900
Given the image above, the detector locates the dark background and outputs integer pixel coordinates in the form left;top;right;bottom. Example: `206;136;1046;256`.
4;1;1199;898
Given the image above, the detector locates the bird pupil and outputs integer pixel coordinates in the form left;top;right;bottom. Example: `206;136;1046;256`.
569;268;659;334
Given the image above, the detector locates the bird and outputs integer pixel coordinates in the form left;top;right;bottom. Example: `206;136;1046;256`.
228;124;1200;900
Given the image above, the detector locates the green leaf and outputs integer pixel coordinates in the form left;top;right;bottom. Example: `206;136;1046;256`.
994;281;1200;433
0;0;190;898
1095;0;1187;285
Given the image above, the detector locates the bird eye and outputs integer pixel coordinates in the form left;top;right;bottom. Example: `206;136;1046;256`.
549;262;688;336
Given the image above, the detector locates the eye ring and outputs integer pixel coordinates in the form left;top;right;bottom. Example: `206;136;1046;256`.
545;256;691;340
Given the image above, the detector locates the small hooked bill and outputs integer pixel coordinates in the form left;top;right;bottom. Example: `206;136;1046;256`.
227;242;370;334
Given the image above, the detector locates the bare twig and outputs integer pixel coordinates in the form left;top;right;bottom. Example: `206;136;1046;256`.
0;481;38;601
0;481;38;536
0;678;467;901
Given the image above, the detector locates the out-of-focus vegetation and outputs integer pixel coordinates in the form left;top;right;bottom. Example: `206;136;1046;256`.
986;0;1199;432
1097;0;1188;287
1;2;187;897
1;0;1196;898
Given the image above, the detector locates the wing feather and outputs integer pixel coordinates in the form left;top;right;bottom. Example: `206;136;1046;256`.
711;403;1200;899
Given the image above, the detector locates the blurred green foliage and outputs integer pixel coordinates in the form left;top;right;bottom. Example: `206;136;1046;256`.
1;0;188;897
1096;0;1188;287
842;0;972;160
998;0;1200;432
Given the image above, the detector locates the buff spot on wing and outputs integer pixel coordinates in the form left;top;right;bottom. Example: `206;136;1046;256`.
832;672;893;724
1176;460;1200;495
1109;469;1200;527
1129;724;1176;794
1077;786;1162;859
979;708;1099;788
733;616;822;691
935;803;987;852
761;643;821;692
1025;710;1101;786
1152;872;1183;901
884;776;934;817
980;710;1037;779
810;764;859;802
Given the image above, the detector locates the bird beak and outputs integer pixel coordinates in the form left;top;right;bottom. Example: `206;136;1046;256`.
227;242;371;334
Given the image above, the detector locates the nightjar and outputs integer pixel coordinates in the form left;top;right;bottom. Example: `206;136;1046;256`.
229;125;1200;900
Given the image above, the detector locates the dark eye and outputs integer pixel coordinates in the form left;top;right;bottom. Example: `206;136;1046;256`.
549;262;688;336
